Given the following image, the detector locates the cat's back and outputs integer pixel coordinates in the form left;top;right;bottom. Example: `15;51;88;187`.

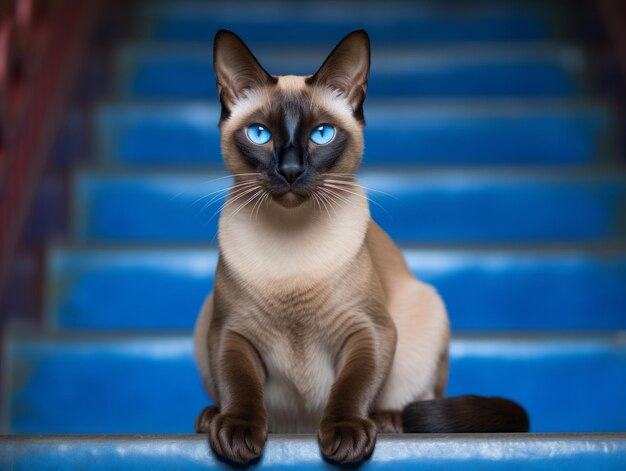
365;220;450;406
365;219;448;334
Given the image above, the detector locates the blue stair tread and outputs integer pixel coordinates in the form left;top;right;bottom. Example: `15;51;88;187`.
2;434;626;470
139;2;578;44
116;43;589;99
4;331;626;433
46;245;626;331
96;101;616;166
73;169;626;243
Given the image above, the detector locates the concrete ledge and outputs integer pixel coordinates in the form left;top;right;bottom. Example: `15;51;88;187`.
1;434;626;469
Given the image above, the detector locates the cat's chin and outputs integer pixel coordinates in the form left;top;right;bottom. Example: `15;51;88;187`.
273;191;307;209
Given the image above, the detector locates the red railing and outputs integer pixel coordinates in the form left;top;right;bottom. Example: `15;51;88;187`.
598;0;626;81
0;0;100;297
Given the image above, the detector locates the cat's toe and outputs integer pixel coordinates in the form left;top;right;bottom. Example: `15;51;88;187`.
209;413;268;465
318;417;377;464
372;410;403;433
195;406;220;433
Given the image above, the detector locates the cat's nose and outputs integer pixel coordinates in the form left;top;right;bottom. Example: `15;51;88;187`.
278;148;304;184
278;162;304;184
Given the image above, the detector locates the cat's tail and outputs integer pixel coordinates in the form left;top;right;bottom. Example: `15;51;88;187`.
401;394;530;433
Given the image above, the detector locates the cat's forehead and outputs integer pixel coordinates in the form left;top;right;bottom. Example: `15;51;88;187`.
276;75;308;94
276;76;353;121
273;76;314;120
226;75;355;130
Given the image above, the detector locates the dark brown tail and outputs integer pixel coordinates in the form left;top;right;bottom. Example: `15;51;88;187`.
402;395;530;433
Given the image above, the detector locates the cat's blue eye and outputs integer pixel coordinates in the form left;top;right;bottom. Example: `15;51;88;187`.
310;124;335;145
246;124;272;145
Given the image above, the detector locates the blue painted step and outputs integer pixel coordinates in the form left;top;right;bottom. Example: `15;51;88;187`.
96;101;616;166
46;245;626;331
116;43;589;99
138;2;583;44
72;169;626;243
2;435;626;470
4;331;626;433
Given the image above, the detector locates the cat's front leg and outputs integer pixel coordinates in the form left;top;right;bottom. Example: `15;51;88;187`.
198;331;268;465
319;322;396;464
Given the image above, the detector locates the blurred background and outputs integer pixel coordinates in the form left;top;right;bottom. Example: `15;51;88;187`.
0;0;625;435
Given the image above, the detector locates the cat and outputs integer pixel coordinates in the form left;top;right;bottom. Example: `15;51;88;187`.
193;29;529;465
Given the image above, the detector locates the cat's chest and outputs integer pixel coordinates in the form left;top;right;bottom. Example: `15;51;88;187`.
261;335;335;432
217;191;369;286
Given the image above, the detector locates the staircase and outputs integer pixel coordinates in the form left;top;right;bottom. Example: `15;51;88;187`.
2;0;626;468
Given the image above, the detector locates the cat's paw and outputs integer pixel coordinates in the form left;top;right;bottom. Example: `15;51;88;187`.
371;410;403;433
318;416;377;464
207;412;268;465
195;406;220;433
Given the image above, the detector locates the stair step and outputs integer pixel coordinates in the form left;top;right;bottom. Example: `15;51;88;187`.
4;331;626;433
96;101;616;166
46;245;626;331
139;2;592;44
116;43;590;99
72;169;626;243
1;434;626;469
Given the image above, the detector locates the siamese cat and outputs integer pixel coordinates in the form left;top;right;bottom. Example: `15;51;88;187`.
194;30;529;465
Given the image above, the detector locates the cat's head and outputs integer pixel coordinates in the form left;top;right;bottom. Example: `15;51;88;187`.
213;29;370;208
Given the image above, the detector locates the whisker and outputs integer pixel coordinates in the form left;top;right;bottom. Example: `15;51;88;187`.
196;182;259;216
258;192;272;219
311;193;330;218
199;185;251;208
171;173;261;200
192;188;229;206
318;187;352;209
316;189;337;216
315;192;328;215
322;183;391;216
207;185;261;223
251;190;269;220
322;178;400;200
322;183;369;203
192;180;258;206
223;185;262;209
199;181;258;201
321;173;356;178
228;189;265;222
199;173;261;184
263;191;272;211
250;192;264;221
310;192;317;209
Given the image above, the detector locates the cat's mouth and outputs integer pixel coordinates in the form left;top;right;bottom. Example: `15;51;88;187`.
274;189;308;208
266;175;313;208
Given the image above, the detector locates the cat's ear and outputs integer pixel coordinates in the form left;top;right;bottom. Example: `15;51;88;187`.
307;30;370;118
213;30;276;112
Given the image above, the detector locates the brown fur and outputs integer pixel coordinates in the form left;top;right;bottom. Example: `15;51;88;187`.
371;411;404;433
